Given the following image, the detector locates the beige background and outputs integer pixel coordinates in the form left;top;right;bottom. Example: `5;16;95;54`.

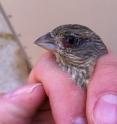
1;0;117;65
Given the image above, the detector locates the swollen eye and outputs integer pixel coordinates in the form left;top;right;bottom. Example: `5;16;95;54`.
63;35;76;48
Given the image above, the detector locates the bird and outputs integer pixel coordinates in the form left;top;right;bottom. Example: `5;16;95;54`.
34;24;108;87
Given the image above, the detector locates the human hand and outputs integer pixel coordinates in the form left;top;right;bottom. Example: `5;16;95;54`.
0;52;117;124
0;83;45;124
28;52;117;124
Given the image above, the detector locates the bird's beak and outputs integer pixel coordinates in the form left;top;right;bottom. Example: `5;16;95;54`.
34;32;57;52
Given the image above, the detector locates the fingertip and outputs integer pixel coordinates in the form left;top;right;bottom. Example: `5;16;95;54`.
28;52;56;83
96;53;117;66
87;53;117;123
0;84;46;123
38;52;56;63
4;84;45;112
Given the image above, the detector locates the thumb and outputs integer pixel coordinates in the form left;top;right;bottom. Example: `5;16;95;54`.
0;83;45;124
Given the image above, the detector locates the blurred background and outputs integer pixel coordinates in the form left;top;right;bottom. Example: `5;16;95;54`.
1;0;117;65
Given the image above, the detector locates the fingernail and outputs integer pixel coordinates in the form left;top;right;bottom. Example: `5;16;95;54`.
94;94;117;124
5;83;42;97
73;117;87;124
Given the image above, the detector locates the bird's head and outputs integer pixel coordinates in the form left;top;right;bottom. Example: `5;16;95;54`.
35;24;108;65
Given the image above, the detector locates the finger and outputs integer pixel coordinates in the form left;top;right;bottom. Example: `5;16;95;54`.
29;52;87;124
0;83;45;124
87;53;117;124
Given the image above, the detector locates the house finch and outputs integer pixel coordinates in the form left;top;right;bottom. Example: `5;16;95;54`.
34;24;108;87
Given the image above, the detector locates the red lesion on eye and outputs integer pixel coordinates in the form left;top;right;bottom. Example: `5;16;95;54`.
60;35;76;48
63;41;72;48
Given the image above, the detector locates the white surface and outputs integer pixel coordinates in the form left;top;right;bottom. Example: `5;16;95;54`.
1;0;117;65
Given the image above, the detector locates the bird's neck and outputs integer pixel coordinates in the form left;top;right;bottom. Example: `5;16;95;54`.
55;53;96;87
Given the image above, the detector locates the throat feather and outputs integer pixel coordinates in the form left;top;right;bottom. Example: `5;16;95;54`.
55;53;95;87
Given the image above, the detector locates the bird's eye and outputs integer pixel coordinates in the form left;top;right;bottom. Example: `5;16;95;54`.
63;35;76;48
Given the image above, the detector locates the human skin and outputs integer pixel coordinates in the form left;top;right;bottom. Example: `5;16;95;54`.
0;52;117;124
